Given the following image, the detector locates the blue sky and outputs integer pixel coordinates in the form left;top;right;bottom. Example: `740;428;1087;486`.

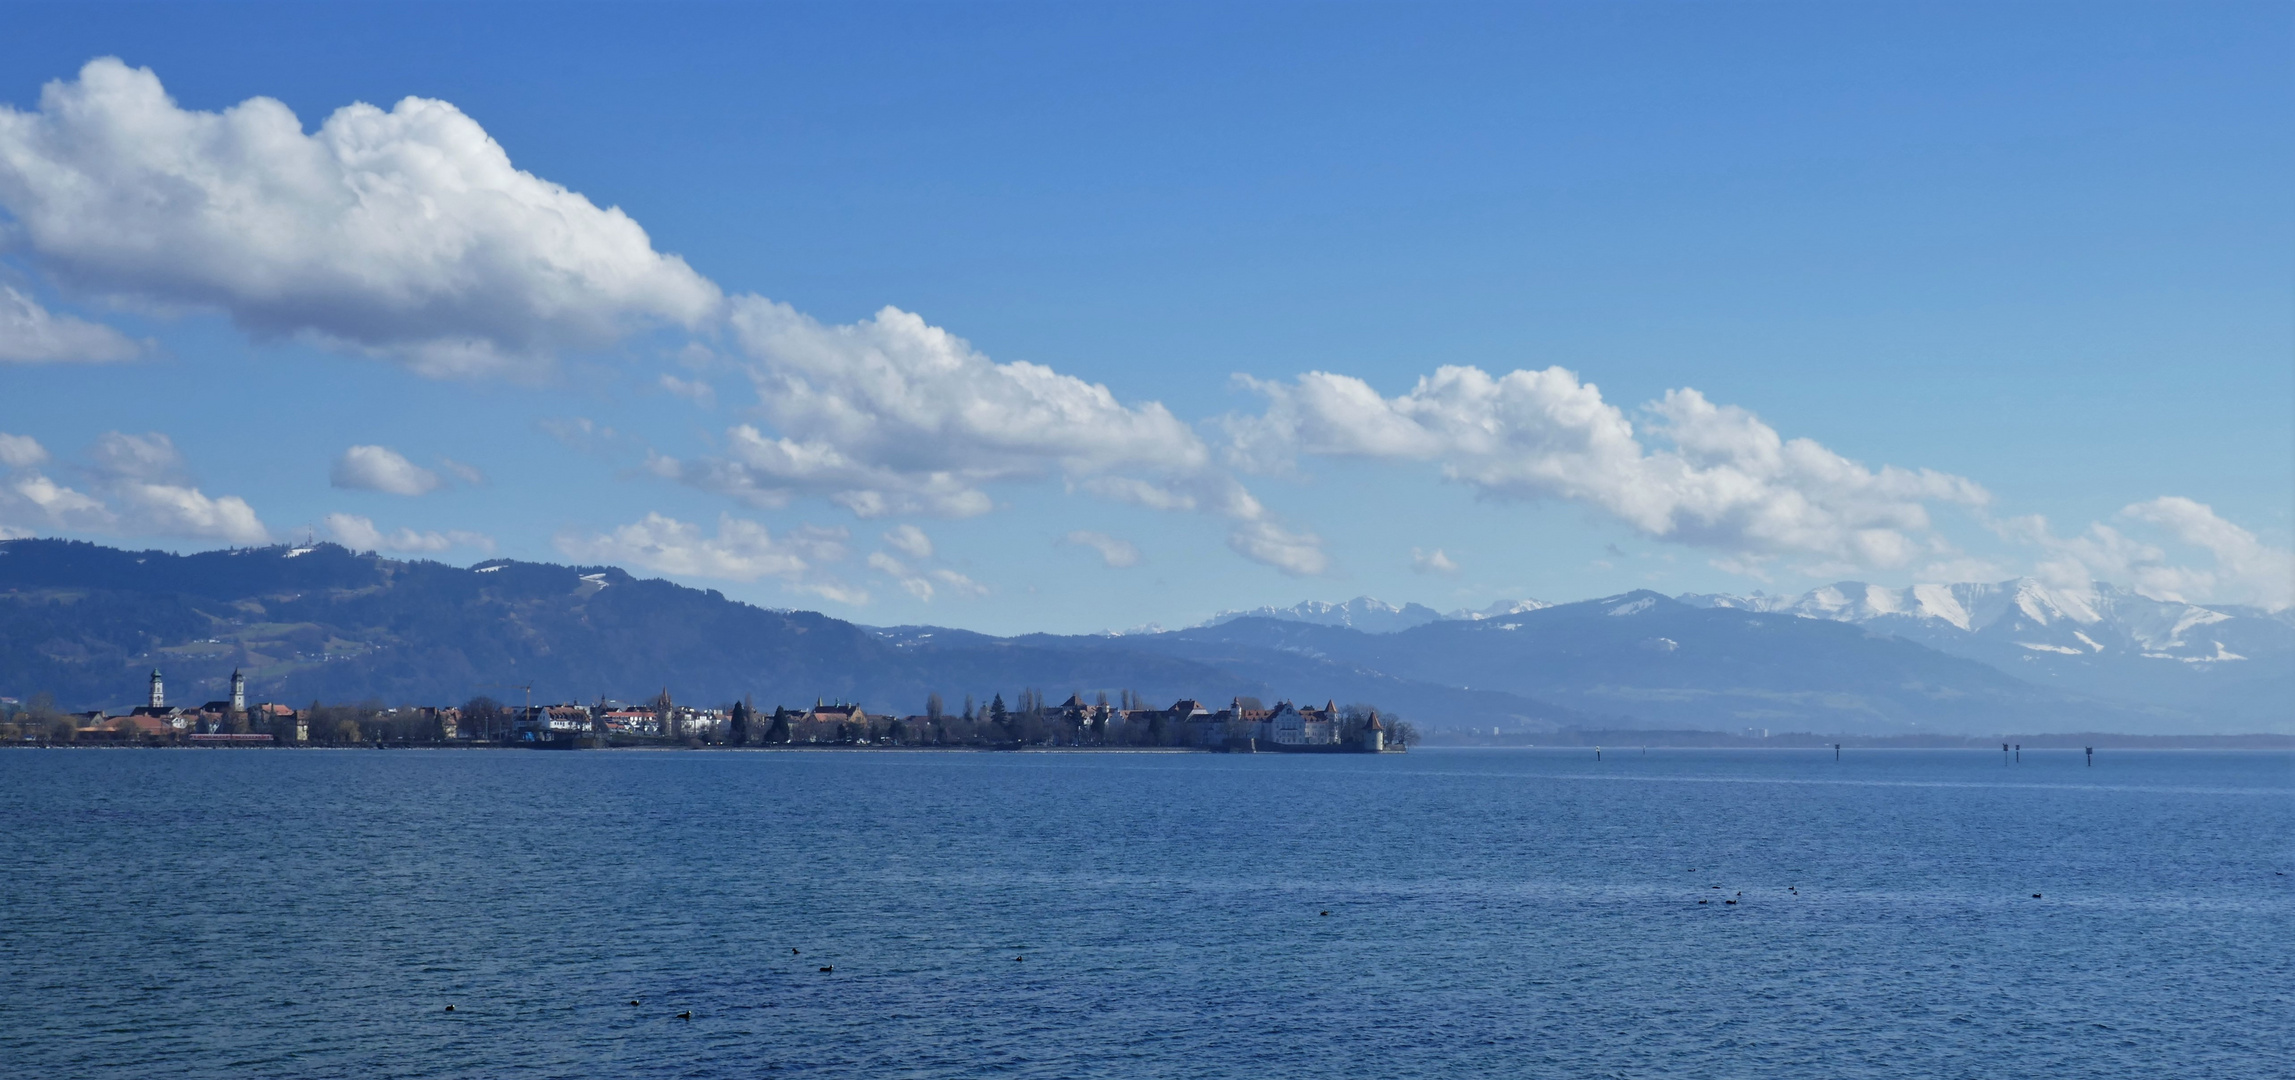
1;1;2288;632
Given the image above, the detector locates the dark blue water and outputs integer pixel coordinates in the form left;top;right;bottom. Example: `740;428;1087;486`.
2;747;2288;1078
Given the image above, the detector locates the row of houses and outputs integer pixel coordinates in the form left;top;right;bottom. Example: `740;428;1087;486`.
60;669;307;743
50;670;1389;752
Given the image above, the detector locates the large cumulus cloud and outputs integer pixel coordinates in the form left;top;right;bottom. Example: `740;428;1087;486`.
0;58;720;377
651;297;1329;574
1229;365;1989;574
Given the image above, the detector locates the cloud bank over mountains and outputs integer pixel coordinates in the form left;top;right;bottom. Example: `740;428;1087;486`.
0;431;266;544
0;60;2283;609
1230;367;1990;577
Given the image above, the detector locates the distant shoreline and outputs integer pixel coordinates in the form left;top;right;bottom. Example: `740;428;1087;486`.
7;738;2288;752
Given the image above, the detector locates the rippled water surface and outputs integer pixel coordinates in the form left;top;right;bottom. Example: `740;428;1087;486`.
3;747;2289;1078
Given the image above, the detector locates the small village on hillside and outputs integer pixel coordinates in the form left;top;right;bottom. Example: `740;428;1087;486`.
0;670;1413;753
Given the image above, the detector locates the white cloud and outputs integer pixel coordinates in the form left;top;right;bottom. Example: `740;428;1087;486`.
931;567;988;598
0;285;145;362
539;417;624;455
0;432;49;468
0;58;720;377
554;512;861;603
2;467;113;533
1231;366;1986;573
437;457;486;486
2120;497;2291;606
643;297;1330;574
112;482;268;543
88;430;186;483
80;432;269;543
1412;547;1460;575
331;445;443;496
321;512;491;554
868;551;936;600
1227;516;1330;577
3;431;269;543
669;298;1208;517
867;528;987;600
1061;529;1142;568
882;523;933;559
2008;498;2293;610
659;373;715;408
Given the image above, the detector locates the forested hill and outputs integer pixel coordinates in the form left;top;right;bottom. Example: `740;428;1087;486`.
0;539;1574;727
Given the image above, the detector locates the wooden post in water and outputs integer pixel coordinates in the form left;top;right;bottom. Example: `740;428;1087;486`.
2086;746;2093;767
1834;743;1841;761
1595;745;1602;761
2015;743;2021;763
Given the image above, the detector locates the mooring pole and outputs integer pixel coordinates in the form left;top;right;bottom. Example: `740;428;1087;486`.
1834;743;1841;762
2086;746;2093;767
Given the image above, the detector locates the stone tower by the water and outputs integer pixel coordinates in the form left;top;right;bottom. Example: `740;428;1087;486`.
148;668;164;709
230;669;245;712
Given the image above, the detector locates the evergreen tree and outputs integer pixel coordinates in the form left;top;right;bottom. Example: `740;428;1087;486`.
765;706;792;744
989;694;1008;729
729;700;750;745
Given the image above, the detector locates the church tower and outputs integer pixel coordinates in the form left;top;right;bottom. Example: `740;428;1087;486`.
230;669;246;712
148;668;165;709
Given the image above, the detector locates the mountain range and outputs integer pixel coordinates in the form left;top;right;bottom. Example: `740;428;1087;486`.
1;538;2281;735
1206;580;2288;729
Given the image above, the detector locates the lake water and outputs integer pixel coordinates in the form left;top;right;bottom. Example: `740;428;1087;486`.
2;747;2288;1078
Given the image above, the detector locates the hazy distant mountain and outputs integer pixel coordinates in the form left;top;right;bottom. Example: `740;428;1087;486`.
1677;579;2292;727
1200;595;1552;633
1170;591;2197;735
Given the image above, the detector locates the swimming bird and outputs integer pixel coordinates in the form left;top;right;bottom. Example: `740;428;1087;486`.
819;966;833;973
444;1005;454;1012
630;1000;640;1006
1015;956;1025;962
2032;893;2042;899
1319;911;1330;917
1698;900;1708;904
1725;900;1737;905
677;1011;691;1020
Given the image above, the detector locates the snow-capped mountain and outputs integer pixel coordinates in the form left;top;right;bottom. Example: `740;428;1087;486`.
1201;596;1447;634
1447;598;1556;621
1678;579;2291;725
1200;595;1553;634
